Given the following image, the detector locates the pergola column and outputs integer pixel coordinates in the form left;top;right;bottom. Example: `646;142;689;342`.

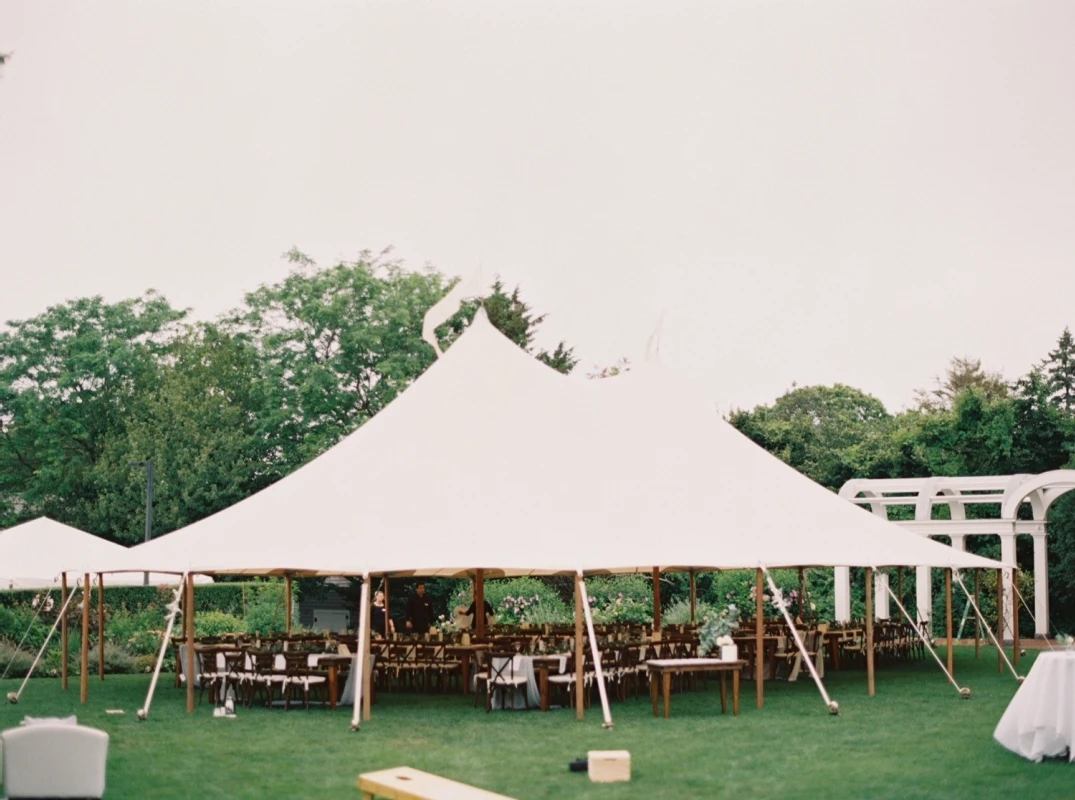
834;567;851;622
916;566;932;626
1000;532;1016;642
1032;532;1049;637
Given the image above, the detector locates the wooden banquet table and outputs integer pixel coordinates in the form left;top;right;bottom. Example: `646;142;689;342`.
647;658;745;719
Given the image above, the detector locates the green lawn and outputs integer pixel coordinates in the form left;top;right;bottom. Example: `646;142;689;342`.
0;647;1068;799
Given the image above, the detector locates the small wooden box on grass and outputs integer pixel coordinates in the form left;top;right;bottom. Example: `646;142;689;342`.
588;750;631;783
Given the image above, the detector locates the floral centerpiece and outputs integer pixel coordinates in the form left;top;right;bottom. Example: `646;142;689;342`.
698;604;740;660
433;614;459;639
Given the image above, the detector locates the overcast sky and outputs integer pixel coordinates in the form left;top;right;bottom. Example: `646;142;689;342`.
2;1;1073;412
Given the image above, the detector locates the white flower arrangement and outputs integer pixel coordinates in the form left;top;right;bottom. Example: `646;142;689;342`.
716;635;734;647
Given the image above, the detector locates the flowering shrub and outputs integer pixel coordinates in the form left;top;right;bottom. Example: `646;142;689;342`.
448;577;570;625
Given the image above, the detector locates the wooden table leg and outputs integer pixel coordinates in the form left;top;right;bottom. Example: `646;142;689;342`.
719;671;727;714
650;673;659;717
328;664;338;711
662;672;671;719
461;654;470;695
539;666;549;712
733;668;740;716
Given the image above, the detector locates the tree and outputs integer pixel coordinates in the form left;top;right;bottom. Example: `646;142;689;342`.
914;356;1008;412
728;384;895;491
0;292;187;535
1043;327;1075;413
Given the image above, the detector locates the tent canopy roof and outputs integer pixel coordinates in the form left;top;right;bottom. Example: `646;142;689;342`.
97;310;1007;577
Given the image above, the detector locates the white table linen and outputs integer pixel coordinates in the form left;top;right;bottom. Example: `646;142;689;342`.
995;651;1075;762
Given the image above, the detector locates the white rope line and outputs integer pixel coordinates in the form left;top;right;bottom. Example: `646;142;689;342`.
1010;578;1055;650
7;583;84;704
350;575;370;732
578;575;613;729
137;576;187;720
952;571;1021;681
761;567;839;715
0;583;56;681
876;569;970;699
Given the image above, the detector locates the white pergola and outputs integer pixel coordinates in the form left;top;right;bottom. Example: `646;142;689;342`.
837;470;1075;637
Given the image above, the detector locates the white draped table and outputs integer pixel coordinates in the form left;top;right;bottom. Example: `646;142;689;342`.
490;654;567;710
995;651;1075;761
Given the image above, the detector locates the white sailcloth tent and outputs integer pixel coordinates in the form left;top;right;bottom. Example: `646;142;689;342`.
96;309;1005;578
0;518;210;589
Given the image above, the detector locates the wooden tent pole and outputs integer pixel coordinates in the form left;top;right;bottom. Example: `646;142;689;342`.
755;568;764;709
865;567;875;697
689;569;696;626
652;567;661;632
997;568;1004;674
798;568;805;618
945;568;954;677
61;573;69;691
285;576;292;637
80;574;90;704
185;573;195;713
475;569;486;639
1012;572;1020;668
383;576;391;638
896;567;903;610
97;573;105;681
974;569;981;657
574;573;584;720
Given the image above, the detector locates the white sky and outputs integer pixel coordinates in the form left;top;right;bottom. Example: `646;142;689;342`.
2;1;1073;413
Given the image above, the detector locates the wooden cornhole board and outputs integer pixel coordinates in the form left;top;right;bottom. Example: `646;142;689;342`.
358;766;517;800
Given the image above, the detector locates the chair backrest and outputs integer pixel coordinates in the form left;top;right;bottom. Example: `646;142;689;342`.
488;651;517;681
2;724;109;799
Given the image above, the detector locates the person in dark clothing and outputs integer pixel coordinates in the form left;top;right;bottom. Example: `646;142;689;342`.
404;582;435;634
371;590;394;638
463;598;495;629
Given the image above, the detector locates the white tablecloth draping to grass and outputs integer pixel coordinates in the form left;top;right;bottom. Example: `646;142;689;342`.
995;651;1075;761
490;655;567;710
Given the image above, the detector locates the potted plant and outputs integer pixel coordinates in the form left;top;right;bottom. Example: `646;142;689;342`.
698;604;740;661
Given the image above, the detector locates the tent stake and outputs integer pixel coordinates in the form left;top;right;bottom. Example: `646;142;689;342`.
137;577;187;720
350;575;370;731
578;575;613;728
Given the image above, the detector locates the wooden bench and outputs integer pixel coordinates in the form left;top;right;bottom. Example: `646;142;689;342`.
358;766;517;800
646;658;745;718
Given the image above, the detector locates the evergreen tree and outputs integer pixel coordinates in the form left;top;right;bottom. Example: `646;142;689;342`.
1043;327;1075;412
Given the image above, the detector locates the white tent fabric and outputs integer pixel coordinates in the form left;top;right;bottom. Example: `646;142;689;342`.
0;518;210;589
94;309;1005;577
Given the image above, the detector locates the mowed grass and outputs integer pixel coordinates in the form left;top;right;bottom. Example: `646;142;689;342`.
0;647;1068;799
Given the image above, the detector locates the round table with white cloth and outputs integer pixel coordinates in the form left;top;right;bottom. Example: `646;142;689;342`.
995;651;1075;761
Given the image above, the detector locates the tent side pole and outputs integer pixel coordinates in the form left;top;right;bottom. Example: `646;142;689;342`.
350;575;370;731
689;569;696;626
865;567;875;697
475;569;486;639
575;573;584;720
97;573;105;681
384;576;390;638
363;580;372;722
897;567;903;612
945;569;954;676
1012;572;1020;667
285;576;292;637
80;574;90;704
974;570;981;657
61;573;69;690
997;568;1004;674
185;573;195;713
798;568;805;618
755;568;764;709
652;567;661;632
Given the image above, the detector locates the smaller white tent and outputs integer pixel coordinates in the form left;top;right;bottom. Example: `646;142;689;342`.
0;518;210;590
